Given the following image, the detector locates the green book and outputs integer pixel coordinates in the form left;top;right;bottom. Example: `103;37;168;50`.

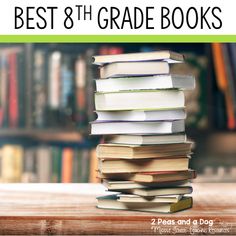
51;147;62;183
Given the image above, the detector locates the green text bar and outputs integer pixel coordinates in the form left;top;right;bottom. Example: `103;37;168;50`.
1;35;236;42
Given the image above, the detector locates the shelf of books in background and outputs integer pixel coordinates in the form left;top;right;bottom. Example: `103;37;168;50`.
198;43;236;183
0;44;125;183
2;43;235;184
91;50;196;213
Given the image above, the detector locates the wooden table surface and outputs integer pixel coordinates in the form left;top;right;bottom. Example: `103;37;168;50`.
0;183;235;235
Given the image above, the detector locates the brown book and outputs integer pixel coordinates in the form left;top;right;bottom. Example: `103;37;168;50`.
122;186;193;197
98;169;196;183
102;179;190;190
98;157;189;174
97;143;192;159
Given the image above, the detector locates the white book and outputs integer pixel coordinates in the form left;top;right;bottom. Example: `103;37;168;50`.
100;61;172;78
95;90;185;111
92;50;184;65
48;52;61;109
91;120;184;135
96;109;186;121
36;146;52;183
96;74;195;92
109;134;186;145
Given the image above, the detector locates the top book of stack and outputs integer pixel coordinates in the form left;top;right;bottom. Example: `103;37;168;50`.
92;50;184;65
93;51;186;79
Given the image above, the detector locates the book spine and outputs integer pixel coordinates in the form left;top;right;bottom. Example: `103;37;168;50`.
8;52;19;128
22;148;37;183
51;147;61;183
48;51;61;110
89;148;99;183
72;148;79;183
17;50;26;128
1;145;23;182
75;56;87;130
36;146;52;183
80;149;90;182
85;49;96;124
61;147;73;183
33;50;48;128
60;54;75;127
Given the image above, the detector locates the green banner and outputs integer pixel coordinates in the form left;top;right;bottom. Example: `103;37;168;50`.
1;35;236;42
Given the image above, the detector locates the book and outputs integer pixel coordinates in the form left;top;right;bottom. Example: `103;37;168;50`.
8;52;19;128
92;50;184;65
97;143;192;159
79;149;90;182
97;195;192;213
95;90;185;111
98;157;189;174
33;50;48;128
22;148;37;183
117;194;183;203
0;47;23;128
72;149;79;183
91;120;185;135
62;148;73;183
95;74;195;92
89;149;99;183
75;55;87;129
60;54;75;126
51;147;62;183
102;179;190;190
16;49;26;128
85;48;97;125
122;186;193;197
98;169;196;183
48;51;61;109
0;53;8;127
108;134;186;145
100;61;181;78
36;146;52;183
95;109;186;122
1;145;23;183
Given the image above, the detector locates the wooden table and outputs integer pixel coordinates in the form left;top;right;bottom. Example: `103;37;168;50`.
0;183;235;235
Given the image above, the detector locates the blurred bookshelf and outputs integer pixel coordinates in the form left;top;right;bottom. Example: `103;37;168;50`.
0;43;236;183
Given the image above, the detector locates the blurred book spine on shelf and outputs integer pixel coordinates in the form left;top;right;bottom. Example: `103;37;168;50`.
0;47;25;128
33;50;48;128
0;144;97;183
1;145;23;182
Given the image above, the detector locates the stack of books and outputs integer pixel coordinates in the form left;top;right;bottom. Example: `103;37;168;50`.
91;51;196;213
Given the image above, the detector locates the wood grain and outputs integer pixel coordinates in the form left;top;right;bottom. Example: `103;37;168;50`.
0;183;235;235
